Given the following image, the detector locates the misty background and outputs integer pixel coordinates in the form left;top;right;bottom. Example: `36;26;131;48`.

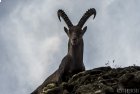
0;0;140;94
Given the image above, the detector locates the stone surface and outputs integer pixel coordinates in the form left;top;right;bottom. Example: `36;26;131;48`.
40;66;140;94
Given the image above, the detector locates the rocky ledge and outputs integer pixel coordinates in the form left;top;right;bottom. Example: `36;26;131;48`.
40;66;140;94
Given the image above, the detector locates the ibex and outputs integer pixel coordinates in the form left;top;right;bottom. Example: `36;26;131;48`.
31;8;96;94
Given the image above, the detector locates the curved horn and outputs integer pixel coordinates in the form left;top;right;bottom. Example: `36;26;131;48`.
58;9;73;28
77;8;96;28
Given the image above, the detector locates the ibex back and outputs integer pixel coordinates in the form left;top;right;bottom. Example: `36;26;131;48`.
31;8;96;94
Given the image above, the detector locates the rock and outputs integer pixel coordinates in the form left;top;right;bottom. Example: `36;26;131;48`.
38;66;140;94
119;71;140;89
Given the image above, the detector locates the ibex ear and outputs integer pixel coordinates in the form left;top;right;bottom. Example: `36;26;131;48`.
64;27;69;36
82;26;87;35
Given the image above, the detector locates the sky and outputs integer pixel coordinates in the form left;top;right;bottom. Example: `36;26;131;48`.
0;0;140;94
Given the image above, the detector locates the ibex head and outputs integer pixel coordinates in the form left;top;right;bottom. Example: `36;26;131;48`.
58;8;96;46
